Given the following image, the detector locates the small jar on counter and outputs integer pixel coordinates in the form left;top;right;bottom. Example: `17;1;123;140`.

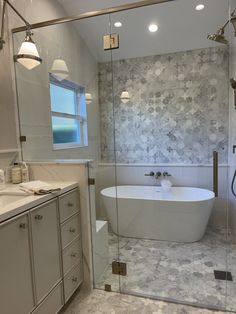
11;163;22;184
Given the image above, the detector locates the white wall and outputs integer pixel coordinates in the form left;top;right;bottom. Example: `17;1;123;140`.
12;3;100;161
0;0;76;169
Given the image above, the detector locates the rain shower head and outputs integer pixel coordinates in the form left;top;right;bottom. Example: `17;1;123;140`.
207;29;228;45
207;10;236;45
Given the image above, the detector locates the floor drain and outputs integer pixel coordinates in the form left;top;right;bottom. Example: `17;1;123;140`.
214;270;233;281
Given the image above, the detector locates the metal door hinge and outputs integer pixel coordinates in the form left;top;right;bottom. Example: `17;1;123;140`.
103;33;119;50
20;135;26;142
88;178;95;185
112;261;127;276
104;284;111;292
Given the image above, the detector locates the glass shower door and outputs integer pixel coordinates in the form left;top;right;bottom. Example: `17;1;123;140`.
72;15;121;293
13;12;121;294
109;0;231;311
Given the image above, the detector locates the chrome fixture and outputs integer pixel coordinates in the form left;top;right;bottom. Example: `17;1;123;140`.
155;172;162;179
163;171;171;177
145;171;155;177
0;0;42;69
207;10;236;45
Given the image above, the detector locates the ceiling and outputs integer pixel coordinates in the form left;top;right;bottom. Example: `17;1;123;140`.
57;0;230;62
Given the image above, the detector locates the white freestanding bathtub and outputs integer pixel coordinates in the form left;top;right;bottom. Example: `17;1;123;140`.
101;186;215;243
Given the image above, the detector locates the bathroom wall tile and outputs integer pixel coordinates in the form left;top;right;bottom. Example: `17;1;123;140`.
99;46;229;164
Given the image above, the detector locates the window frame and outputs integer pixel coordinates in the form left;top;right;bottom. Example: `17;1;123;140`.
49;74;88;150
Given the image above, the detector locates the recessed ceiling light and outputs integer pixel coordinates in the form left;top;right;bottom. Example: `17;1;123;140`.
195;4;205;11
114;21;122;28
148;24;158;33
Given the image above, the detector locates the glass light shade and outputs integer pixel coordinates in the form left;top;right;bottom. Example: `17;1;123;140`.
51;59;69;81
16;41;41;70
120;91;130;103
85;93;93;104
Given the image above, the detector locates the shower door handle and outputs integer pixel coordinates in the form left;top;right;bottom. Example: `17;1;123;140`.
213;151;218;197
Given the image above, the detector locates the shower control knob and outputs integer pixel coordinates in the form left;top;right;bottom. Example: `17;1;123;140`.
163;172;171;177
144;171;155;177
155;172;162;179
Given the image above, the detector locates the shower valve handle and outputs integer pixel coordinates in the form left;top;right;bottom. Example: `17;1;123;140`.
145;171;155;177
163;172;171;177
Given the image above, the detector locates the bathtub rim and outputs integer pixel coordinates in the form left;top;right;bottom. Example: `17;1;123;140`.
100;185;215;203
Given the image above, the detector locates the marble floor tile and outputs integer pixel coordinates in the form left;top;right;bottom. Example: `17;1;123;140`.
94;229;236;312
61;288;231;314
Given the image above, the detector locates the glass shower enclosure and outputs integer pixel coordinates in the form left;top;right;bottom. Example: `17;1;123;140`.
12;0;236;311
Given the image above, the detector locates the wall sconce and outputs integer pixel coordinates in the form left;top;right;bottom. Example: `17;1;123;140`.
51;59;69;81
85;93;93;104
120;91;130;103
0;0;42;70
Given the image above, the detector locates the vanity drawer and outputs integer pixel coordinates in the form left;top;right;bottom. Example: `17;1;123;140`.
64;262;83;303
61;213;81;249
32;282;63;314
62;237;82;276
59;189;79;223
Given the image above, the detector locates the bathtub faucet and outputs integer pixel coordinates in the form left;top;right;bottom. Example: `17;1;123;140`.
155;172;162;179
163;171;171;177
144;171;155;177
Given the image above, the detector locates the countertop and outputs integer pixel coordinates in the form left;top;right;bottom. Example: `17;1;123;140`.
0;181;78;223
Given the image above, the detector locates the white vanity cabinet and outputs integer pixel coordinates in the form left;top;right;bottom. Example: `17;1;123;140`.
0;185;82;314
0;214;34;314
30;199;61;304
59;189;83;302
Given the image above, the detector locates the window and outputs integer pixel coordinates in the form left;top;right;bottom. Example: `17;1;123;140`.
49;74;88;149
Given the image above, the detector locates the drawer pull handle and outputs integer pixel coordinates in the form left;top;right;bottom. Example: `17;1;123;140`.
71;252;77;258
72;277;78;283
35;214;43;220
19;223;27;229
68;202;74;207
69;228;76;233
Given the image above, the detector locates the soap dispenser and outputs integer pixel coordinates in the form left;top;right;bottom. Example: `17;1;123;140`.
21;162;29;182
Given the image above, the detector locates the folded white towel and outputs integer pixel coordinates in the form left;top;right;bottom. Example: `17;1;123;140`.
19;180;61;195
0;190;31;196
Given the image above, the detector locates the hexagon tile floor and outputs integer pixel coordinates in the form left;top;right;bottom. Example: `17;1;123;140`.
95;229;236;311
61;289;231;314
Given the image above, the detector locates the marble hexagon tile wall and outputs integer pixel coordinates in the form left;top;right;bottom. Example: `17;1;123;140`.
99;46;229;164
